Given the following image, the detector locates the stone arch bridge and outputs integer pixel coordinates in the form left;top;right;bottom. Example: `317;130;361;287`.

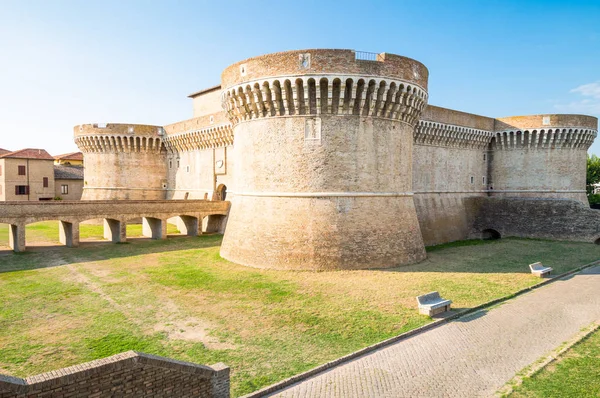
0;200;230;252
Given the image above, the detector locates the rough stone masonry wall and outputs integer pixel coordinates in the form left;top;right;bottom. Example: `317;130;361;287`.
220;116;426;270
0;351;229;398
472;197;600;243
412;106;495;245
412;142;488;246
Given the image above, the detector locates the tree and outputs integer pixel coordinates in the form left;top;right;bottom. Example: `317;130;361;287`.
586;154;600;196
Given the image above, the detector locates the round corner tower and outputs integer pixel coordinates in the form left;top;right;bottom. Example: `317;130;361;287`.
219;49;430;270
490;114;598;204
74;123;169;200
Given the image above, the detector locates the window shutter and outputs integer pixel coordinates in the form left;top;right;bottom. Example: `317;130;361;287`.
25;185;29;195
15;185;18;195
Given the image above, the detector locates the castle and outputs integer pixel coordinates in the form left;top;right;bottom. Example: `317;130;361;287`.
73;49;599;270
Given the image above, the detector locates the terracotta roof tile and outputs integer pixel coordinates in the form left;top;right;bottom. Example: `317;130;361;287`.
0;148;55;160
54;152;83;161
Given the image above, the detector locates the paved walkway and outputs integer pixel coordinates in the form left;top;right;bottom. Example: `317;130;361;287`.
266;266;600;397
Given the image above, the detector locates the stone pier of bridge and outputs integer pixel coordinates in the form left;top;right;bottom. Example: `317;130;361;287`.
0;200;230;252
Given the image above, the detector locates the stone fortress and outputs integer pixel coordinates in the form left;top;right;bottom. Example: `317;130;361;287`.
74;49;599;271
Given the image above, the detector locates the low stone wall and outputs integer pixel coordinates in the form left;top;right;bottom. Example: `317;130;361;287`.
472;197;600;243
0;351;229;398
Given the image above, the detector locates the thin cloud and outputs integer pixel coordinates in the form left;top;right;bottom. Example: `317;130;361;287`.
570;81;600;99
555;81;600;115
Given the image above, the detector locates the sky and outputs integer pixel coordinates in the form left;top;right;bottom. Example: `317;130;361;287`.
1;0;599;155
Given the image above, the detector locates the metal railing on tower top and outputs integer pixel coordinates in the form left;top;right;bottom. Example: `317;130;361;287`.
354;51;384;62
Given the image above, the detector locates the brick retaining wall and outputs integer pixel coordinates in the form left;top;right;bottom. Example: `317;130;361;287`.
0;351;229;398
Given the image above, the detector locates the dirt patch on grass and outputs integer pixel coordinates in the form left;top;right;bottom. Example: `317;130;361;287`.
153;318;235;350
24;313;88;345
65;264;122;309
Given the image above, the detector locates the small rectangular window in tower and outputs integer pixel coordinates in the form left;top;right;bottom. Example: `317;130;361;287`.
186;165;190;173
177;160;180;168
43;177;48;188
483;153;486;161
470;176;474;184
61;185;68;194
482;176;486;185
18;165;26;175
169;160;172;169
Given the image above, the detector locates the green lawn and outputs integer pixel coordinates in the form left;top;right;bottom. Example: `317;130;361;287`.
0;226;598;396
510;328;600;397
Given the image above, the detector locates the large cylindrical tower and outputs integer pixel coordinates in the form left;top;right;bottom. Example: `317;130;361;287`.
490;115;598;204
74;123;169;200
219;49;429;270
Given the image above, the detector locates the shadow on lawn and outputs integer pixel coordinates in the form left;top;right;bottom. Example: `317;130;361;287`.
379;237;600;275
0;234;223;274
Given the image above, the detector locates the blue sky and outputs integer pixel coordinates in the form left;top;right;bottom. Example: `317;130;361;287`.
1;0;599;155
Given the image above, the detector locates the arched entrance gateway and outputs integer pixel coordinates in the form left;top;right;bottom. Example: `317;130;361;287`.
216;184;227;201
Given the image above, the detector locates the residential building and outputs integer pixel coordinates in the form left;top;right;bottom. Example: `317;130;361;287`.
0;149;56;201
54;165;84;200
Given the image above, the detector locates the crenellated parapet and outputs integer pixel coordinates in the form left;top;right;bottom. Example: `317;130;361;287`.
165;124;234;153
74;124;167;154
221;76;428;127
414;121;495;149
488;114;598;204
492;114;598;151
491;127;597;150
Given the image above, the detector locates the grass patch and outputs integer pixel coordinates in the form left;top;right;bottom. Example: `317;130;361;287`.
0;233;597;396
510;329;600;397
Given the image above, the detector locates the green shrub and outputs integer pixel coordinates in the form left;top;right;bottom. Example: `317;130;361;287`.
588;194;600;205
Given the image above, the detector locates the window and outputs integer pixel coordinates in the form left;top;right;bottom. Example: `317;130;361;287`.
169;160;172;169
470;176;474;184
186;165;190;173
18;165;26;175
43;177;48;188
61;185;68;194
177;160;180;168
15;185;29;195
483;153;487;161
482;176;486;185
